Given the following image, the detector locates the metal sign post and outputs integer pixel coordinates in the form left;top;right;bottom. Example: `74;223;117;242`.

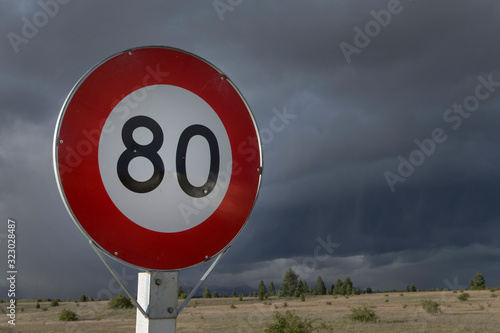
136;271;178;332
91;241;227;333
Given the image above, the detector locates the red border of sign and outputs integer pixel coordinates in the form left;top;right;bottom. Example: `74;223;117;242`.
53;46;262;270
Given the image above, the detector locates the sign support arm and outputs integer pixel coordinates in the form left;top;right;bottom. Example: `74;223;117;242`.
89;240;149;319
177;247;229;314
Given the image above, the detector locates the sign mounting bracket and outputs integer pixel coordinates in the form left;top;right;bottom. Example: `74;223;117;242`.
90;240;230;319
89;240;149;319
177;246;229;314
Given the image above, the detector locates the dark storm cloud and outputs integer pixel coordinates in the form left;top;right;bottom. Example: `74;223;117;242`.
1;0;500;299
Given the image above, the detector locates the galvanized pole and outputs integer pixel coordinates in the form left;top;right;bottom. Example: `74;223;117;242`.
136;271;178;332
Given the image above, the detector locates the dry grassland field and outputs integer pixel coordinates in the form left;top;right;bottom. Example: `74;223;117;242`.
1;290;500;332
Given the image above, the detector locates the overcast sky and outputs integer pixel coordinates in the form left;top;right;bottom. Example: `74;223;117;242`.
1;0;500;301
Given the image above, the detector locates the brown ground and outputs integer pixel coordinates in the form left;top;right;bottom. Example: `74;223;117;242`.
1;290;499;332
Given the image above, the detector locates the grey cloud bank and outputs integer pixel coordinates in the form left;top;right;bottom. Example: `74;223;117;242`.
1;0;500;300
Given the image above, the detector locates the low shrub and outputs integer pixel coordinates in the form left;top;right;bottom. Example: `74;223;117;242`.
349;305;378;323
458;293;470;301
108;294;133;309
265;311;316;333
421;299;441;314
59;309;78;321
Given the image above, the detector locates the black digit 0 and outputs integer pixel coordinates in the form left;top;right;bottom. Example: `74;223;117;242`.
117;116;164;193
176;125;220;198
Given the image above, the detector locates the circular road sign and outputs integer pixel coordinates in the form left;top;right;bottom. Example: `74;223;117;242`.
53;46;262;270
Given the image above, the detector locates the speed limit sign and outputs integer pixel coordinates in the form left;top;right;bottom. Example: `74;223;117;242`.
53;46;262;270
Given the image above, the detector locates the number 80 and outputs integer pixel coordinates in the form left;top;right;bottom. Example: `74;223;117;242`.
117;115;220;198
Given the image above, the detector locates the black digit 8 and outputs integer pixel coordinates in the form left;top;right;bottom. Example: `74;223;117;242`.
117;116;165;193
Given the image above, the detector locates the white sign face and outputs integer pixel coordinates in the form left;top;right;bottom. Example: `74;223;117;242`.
98;85;232;233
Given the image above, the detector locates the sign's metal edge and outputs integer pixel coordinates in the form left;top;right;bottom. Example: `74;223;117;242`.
53;45;263;271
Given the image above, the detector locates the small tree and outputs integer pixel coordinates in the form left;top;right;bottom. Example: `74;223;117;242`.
203;287;211;298
333;279;343;295
316;276;327;295
366;287;373;294
282;268;299;296
277;285;287;297
405;284;410;292
258;280;267;300
469;272;486;290
297;280;308;296
343;276;353;295
231;290;237;297
410;284;417;292
268;281;276;296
